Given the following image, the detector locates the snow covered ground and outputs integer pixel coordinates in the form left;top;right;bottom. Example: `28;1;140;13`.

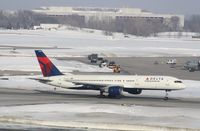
1;29;200;130
0;75;200;130
1;29;200;99
1;74;200;130
0;29;200;57
0;103;199;130
0;56;112;73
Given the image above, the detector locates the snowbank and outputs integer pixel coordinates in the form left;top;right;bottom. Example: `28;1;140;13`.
0;29;200;57
0;56;112;72
0;103;199;130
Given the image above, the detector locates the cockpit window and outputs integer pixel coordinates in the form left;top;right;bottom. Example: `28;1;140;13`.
174;80;182;83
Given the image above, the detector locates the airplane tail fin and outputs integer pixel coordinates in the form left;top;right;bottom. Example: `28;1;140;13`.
35;50;63;77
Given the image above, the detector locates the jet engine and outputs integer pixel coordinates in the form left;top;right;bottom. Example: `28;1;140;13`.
104;86;123;98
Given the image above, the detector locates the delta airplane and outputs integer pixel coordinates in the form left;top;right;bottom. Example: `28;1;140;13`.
34;50;185;99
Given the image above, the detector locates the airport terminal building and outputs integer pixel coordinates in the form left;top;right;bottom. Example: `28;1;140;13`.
33;6;184;28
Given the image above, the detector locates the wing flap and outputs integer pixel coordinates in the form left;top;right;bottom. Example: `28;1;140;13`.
29;78;52;83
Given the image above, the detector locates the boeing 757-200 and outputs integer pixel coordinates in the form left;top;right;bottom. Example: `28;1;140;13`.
34;50;185;99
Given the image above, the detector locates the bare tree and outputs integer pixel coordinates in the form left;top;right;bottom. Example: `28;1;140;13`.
184;15;200;33
0;9;188;36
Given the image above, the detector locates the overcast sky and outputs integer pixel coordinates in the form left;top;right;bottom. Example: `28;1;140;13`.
0;0;199;15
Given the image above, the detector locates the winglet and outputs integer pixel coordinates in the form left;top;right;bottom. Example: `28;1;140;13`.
35;50;63;77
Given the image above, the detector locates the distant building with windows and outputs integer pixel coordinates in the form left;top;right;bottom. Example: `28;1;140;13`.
33;6;184;28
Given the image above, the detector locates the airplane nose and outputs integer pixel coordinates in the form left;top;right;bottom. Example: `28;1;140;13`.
180;83;186;89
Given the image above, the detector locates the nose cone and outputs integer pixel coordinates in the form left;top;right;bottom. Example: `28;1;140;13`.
174;79;186;90
180;83;186;90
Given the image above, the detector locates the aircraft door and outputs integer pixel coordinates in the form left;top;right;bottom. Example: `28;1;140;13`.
165;79;170;87
135;79;139;87
58;78;62;86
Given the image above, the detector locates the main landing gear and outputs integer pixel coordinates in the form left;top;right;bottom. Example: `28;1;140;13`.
98;87;122;99
98;88;106;98
164;90;170;100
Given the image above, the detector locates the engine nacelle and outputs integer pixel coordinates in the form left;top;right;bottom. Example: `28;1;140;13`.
124;88;142;95
104;86;123;98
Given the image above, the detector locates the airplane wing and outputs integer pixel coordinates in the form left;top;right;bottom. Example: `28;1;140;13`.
29;78;52;83
0;77;9;80
71;81;124;90
73;81;106;87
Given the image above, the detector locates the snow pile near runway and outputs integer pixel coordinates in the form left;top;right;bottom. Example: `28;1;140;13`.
0;103;199;130
0;29;200;57
1;29;200;130
0;56;111;73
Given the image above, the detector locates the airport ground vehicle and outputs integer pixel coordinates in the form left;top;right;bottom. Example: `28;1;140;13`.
88;54;98;63
88;54;121;73
113;65;121;73
34;50;185;99
107;61;116;68
105;61;120;73
166;59;177;65
184;60;200;72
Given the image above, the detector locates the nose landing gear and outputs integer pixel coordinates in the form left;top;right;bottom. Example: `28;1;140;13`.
164;90;171;100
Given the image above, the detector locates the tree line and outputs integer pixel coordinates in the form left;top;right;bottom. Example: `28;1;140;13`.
0;10;57;29
184;15;200;33
0;10;200;36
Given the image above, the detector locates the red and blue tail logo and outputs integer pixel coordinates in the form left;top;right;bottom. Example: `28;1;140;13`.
35;50;63;77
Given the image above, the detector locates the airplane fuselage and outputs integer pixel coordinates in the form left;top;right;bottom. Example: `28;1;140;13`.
42;74;185;91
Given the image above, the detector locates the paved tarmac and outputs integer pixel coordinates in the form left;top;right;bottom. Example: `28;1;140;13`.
0;88;199;131
57;57;200;80
0;88;199;109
